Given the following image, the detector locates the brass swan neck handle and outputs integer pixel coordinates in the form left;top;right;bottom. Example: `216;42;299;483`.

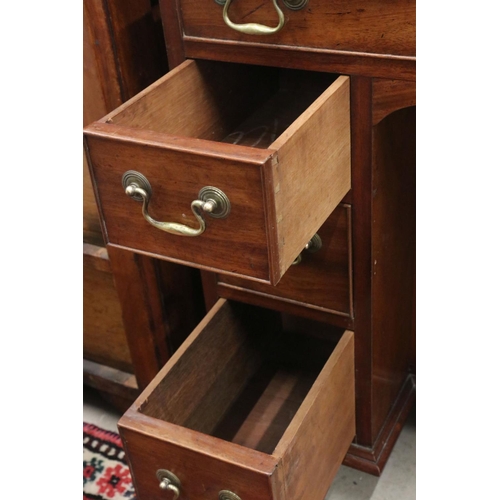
156;469;181;499
122;171;231;237
222;0;285;35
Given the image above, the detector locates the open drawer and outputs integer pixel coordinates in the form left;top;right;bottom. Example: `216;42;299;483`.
118;299;355;500
84;60;350;285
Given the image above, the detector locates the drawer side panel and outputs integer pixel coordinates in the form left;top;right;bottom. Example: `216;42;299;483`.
269;75;351;276
272;331;355;500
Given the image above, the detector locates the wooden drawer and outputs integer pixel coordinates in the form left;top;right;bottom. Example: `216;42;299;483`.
118;299;355;500
84;59;350;285
177;0;415;58
218;203;352;322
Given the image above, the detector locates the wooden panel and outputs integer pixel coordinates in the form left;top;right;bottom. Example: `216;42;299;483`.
268;75;351;277
372;78;416;125
273;331;355;500
83;0;120;245
184;39;416;81
219;70;333;149
159;0;186;68
106;246;174;389
139;301;280;434
83;0;122;123
83;154;104;246
83;243;110;272
83;0;168;246
83;245;132;372
213;366;318;454
219;204;352;317
371;106;415;439
86;245;205;394
83;359;139;401
217;284;354;330
343;78;416;471
350;76;374;445
179;0;415;57
155;259;206;353
105;0;168;100
344;375;415;476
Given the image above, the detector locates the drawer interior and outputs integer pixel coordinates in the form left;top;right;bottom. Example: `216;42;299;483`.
137;300;345;455
108;60;338;150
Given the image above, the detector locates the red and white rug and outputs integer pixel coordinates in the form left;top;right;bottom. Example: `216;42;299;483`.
83;423;136;500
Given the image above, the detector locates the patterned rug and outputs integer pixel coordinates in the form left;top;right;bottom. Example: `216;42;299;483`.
83;423;136;500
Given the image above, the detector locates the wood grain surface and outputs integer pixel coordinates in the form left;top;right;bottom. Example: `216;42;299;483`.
349;77;415;466
371;106;415;439
372;78;416;125
350;76;375;445
83;359;139;402
83;244;132;372
107;247;174;389
183;39;416;81
274;331;355;500
106;59;278;140
179;0;415;57
83;0;120;245
103;0;168;100
83;0;167;245
139;301;280;433
268;75;350;276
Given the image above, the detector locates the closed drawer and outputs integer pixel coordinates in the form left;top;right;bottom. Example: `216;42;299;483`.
118;299;355;500
218;203;353;321
84;59;350;285
179;0;415;58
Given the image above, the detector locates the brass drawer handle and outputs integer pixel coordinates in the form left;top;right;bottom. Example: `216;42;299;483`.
156;469;181;499
122;171;231;237
220;491;242;500
292;233;322;265
222;0;285;35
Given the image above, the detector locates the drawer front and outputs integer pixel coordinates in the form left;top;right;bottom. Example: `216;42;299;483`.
218;203;353;319
119;299;355;500
120;426;276;500
85;133;272;281
84;60;350;285
179;0;416;58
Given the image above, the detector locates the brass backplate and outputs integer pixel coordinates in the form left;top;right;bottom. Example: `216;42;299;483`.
199;186;231;218
215;0;308;9
283;0;309;10
219;491;242;500
122;170;152;202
